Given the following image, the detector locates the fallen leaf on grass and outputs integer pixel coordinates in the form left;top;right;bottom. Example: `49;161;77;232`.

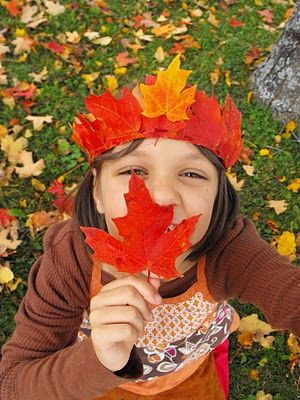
287;178;300;193
256;390;273;400
242;164;255;176
25;115;53;131
14;151;45;178
267;199;288;215
26;210;60;237
44;0;65;16
226;172;244;191
0;265;14;284
238;314;276;349
0;220;22;256
1;134;28;164
274;231;296;258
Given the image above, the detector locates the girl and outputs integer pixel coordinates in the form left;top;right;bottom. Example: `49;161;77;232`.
0;55;299;400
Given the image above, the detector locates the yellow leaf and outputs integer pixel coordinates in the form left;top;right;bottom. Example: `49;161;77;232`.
224;70;231;87
7;277;22;291
249;369;259;381
65;31;81;44
242;164;255;176
114;67;127;76
275;231;296;257
226;172;244;191
247;91;254;103
82;72;100;83
31;178;46;192
0;266;14;284
259;148;270;156
152;23;176;37
0;134;28;164
256;390;273;400
15;28;26;37
154;46;165;63
285;120;296;134
287;178;300;193
25;115;53;131
14;151;45;178
207;11;220;27
0;124;8;139
267;199;288;215
287;333;300;354
19;198;27;207
238;314;276;348
140;54;196;122
105;75;118;91
209;67;221;86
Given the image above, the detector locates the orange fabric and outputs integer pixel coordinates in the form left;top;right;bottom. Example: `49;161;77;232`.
88;257;237;397
91;353;225;400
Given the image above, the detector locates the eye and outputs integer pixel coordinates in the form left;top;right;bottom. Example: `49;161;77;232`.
120;168;147;176
181;171;207;179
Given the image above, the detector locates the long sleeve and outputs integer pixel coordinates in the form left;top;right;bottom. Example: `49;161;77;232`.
0;220;126;400
206;216;300;335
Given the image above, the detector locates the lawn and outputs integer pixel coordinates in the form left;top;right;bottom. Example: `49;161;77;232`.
0;0;299;399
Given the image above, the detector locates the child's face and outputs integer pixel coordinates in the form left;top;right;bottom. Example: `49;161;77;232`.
93;138;218;268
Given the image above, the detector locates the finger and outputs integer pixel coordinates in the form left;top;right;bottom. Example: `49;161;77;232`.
90;306;145;337
91;285;154;322
92;324;139;350
101;275;162;305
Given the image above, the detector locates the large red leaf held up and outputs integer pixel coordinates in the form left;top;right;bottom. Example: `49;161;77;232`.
81;174;200;279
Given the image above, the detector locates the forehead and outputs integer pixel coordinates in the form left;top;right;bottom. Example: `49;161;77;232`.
112;138;210;163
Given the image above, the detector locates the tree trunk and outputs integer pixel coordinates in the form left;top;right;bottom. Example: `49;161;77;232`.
251;1;300;122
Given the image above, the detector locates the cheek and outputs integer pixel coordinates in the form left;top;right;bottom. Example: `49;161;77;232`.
188;189;216;245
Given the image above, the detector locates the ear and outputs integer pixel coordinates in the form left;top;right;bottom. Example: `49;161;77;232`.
92;168;104;214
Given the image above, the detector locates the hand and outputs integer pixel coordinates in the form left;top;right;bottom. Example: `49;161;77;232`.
90;274;161;372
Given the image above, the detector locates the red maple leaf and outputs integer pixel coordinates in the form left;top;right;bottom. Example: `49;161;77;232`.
81;174;200;279
0;209;16;227
48;180;73;215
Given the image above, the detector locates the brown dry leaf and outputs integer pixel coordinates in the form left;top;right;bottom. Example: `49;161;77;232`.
267;199;288;215
287;333;300;354
154;46;165;63
25;115;53;131
14;151;45;178
28;66;48;83
26;210;60;237
249;369;260;381
242;164;255;176
209;67;221;86
1;134;28;164
65;31;81;44
12;36;34;55
152;23;176;37
207;11;220;27
226;172;244;191
238;314;276;349
0;220;22;256
238;331;253;348
44;0;65;16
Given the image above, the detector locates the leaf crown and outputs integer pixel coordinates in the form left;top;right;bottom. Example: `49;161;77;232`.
72;54;242;168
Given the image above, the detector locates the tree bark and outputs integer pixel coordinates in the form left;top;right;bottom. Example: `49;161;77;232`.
251;1;300;122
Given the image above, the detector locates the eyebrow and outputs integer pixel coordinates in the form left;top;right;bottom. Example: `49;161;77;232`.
123;150;207;161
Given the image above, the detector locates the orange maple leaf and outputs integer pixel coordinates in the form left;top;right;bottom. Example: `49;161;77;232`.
139;54;196;122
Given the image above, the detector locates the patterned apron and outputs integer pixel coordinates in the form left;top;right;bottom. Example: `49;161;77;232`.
77;257;240;399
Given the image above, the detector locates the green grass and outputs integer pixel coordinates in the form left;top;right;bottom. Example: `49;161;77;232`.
0;0;299;398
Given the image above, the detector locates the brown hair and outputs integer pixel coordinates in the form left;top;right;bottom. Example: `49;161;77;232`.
74;139;240;260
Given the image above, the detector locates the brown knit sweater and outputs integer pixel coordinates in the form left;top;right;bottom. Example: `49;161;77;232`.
0;217;299;400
